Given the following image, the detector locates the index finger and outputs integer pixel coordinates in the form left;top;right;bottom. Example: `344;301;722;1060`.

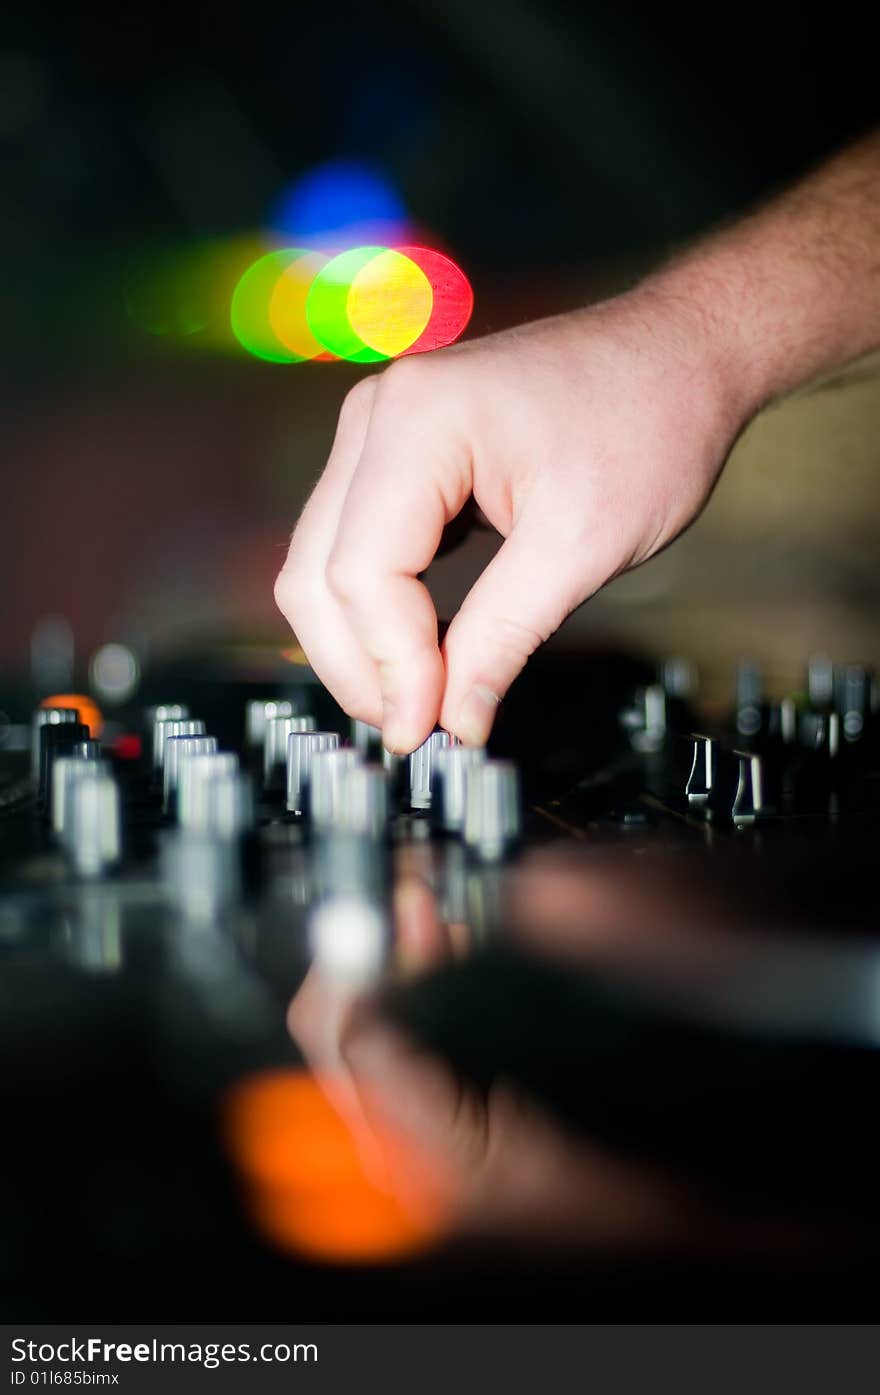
325;360;473;752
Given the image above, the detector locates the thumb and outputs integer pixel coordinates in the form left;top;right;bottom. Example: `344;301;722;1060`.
439;512;614;744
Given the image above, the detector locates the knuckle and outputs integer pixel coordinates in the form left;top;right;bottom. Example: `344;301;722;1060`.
376;353;433;404
324;549;361;607
273;567;296;619
479;614;547;661
273;557;310;627
340;375;378;420
496;614;547;656
445;611;547;674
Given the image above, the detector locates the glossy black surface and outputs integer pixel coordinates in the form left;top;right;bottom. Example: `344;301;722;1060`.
2;647;880;1319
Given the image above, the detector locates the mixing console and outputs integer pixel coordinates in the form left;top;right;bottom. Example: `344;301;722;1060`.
2;644;880;1319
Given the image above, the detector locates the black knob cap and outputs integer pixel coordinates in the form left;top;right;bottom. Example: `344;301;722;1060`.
39;721;90;808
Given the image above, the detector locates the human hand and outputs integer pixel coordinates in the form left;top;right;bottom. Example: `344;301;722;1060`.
275;286;748;753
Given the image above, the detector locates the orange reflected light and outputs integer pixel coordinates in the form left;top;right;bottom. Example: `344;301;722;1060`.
280;644;310;667
40;693;103;739
223;1068;454;1263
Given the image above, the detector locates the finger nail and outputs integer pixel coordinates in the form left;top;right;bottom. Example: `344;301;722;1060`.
454;685;500;745
382;698;412;756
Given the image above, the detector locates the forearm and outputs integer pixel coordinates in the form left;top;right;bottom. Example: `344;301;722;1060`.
645;129;880;421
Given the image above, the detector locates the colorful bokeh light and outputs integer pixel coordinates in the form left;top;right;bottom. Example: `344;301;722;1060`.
304;246;391;363
393;245;474;355
126;164;472;364
269;250;333;361
223;1068;453;1263
40;693;103;739
269;160;411;250
232;243;472;364
124;235;272;351
348;248;433;358
231;249;316;364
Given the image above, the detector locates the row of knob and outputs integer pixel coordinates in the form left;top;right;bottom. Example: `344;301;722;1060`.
685;728;846;825
245;698;522;859
657;654;876;724
34;703;255;878
150;706;254;836
151;701;523;857
625;659;876;757
734;659;876;743
686;736;766;826
33;697;522;880
296;729;520;859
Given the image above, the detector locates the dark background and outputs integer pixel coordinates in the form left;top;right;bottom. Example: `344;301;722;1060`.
2;2;878;698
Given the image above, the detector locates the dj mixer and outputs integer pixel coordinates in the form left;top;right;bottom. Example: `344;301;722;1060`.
2;644;880;1319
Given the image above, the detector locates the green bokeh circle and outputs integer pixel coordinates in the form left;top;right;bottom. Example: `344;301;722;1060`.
231;250;313;363
305;246;390;363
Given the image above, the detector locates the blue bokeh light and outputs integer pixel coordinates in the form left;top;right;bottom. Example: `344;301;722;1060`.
267;160;411;249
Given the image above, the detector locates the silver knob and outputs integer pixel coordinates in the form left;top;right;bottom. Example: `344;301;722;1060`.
163;734;218;811
32;705;79;781
177;751;239;829
685;734;715;807
660;656;698;700
68;773;121;877
148;704;189;768
780;696;797;745
309;748;363;827
264;713;317;788
836;664;871;742
286;731;340;813
807;654;834;710
246;697;294;748
203;770;255;839
434;745;486;831
463;759;521;860
410;730;457;810
51;743;105;836
735;660;763;737
334;763;389;837
630;685;666;753
765;697;797;745
153;717;205;772
351;719;383;756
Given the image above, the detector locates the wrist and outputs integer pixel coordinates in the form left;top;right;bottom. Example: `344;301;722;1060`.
609;269;763;450
631;258;773;432
640;136;880;420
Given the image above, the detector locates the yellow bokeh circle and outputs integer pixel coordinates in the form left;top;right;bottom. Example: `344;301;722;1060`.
347;249;433;358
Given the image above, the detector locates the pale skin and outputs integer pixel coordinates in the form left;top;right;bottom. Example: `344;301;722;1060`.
275;131;880;755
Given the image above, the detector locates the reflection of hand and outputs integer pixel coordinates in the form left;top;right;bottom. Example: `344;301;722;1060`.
288;877;708;1247
287;877;491;1190
275;290;743;754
